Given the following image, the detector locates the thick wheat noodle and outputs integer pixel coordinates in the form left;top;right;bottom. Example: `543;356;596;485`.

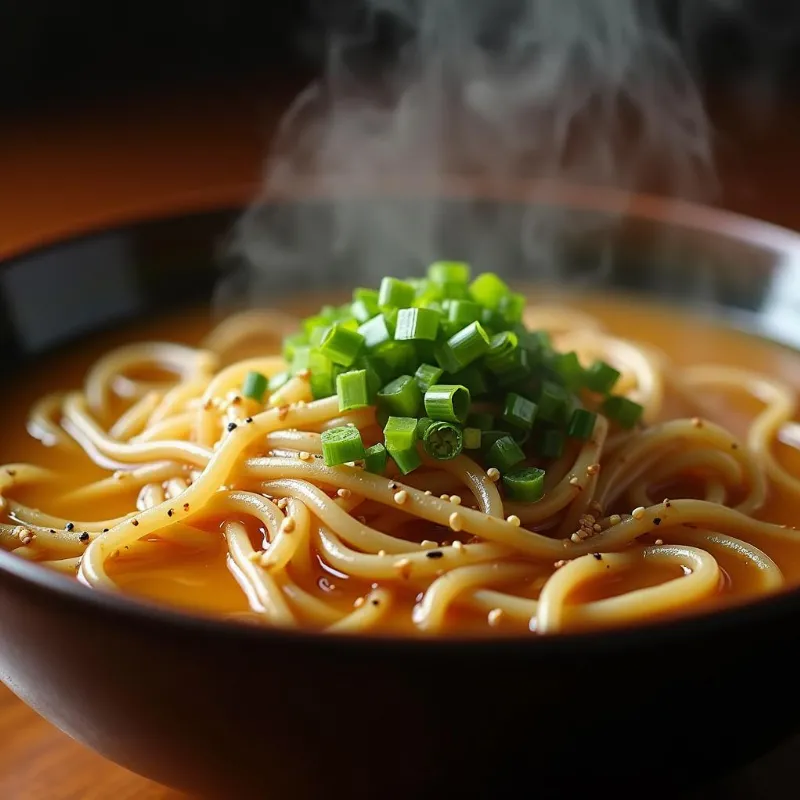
536;545;721;633
27;393;80;451
412;562;542;632
681;366;800;496
2;306;800;637
85;342;217;419
110;391;164;440
224;521;295;624
625;449;744;510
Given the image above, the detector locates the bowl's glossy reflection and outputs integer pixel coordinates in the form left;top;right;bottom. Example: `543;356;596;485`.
2;193;800;799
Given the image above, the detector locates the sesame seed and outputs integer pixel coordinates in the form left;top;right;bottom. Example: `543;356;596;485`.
394;490;409;505
506;514;521;527
448;512;463;532
424;490;432;496
377;549;387;557
277;498;288;509
354;597;365;608
131;519;139;527
299;451;312;461
167;508;174;517
570;533;582;543
691;417;703;428
388;482;397;490
245;417;254;424
609;514;622;526
449;495;462;505
452;540;464;552
592;553;602;560
440;493;450;501
277;405;290;421
569;476;580;487
586;464;600;475
554;559;567;569
421;540;437;548
590;501;603;513
183;503;190;512
486;467;500;482
632;507;646;520
14;526;33;545
337;488;352;499
487;608;503;627
654;539;664;546
280;517;296;534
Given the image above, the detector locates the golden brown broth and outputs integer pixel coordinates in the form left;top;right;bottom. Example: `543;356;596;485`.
3;291;800;636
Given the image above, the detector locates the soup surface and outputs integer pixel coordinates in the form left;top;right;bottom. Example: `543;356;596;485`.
1;286;800;637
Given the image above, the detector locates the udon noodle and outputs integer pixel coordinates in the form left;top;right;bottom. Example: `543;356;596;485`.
1;283;800;637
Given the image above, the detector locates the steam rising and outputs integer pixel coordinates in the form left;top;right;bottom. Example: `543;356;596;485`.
224;0;721;307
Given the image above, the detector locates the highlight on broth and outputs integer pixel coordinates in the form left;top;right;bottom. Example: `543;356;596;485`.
1;261;799;636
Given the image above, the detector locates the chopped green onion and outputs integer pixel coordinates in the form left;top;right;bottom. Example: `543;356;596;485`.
306;351;338;400
428;261;471;285
433;341;463;374
551;351;585;391
567;408;597;440
449;365;488;398
383;416;419;452
503;466;546;502
378;277;416;309
389;445;422;475
394;307;440;341
354;356;383;400
481;430;508;451
517;328;551;358
497;292;525;324
484;331;519;373
537;428;565;459
502;392;538;430
282;332;308;362
446;321;490;369
336;370;369;412
290;345;312;375
357;314;392;349
364;443;388;474
377;375;423;417
469;272;510;309
424;384;471;423
496;348;531;387
463;427;482;449
372;341;416;380
446;300;482;328
423;421;464;460
414;363;444;392
602;395;644;429
485;435;526;473
466;411;494;430
319;324;365;367
303;314;330;337
351;288;380;323
416;416;435;439
584;360;621;394
321;426;366;466
536;380;571;426
268;371;290;393
241;371;268;402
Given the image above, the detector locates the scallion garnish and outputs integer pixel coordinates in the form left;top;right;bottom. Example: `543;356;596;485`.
423;421;464;460
503;466;545;502
242;371;268;402
394;307;440;341
584;360;621;394
446;321;491;370
321;426;366;466
463;427;482;449
414;363;444;392
378;277;416;309
377;375;423;418
567;408;597;440
319;324;365;367
364;443;388;474
383;416;418;453
336;369;369;412
602;395;644;429
424;384;471;424
502;392;537;430
485;435;526;473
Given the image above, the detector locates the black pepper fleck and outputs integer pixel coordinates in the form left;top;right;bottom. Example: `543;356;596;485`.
6;469;16;477
131;520;139;527
653;517;662;526
732;443;739;450
371;599;380;606
592;553;602;560
426;550;444;559
103;528;109;533
65;522;75;532
167;509;174;517
227;422;238;432
245;417;254;424
183;503;190;511
79;532;89;542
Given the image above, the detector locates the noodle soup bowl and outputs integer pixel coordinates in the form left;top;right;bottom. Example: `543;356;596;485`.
1;184;800;799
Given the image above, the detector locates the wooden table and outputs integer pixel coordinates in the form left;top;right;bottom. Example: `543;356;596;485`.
2;82;800;799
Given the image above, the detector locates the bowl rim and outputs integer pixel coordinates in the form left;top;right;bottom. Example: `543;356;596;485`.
3;182;800;653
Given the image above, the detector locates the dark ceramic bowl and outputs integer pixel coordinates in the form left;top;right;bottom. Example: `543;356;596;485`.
2;187;800;800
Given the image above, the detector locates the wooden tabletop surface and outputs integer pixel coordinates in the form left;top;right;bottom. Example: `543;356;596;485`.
2;82;800;799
